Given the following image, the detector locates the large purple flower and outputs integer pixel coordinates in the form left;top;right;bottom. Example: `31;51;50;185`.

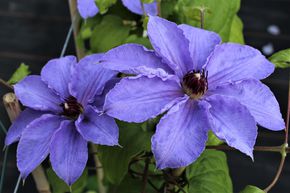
5;54;119;185
77;0;157;19
100;16;285;169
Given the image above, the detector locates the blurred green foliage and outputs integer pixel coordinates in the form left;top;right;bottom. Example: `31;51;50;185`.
186;150;233;193
8;63;30;84
239;185;265;193
269;48;290;68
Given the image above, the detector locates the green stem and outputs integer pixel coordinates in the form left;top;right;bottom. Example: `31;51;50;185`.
141;157;150;193
60;24;73;58
0;120;7;134
91;144;106;193
199;7;206;29
0;147;9;193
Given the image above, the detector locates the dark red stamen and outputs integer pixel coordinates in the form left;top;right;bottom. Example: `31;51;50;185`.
182;70;208;99
61;96;83;119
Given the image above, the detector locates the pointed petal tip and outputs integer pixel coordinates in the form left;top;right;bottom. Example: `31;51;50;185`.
247;150;254;162
19;171;28;182
4;138;11;147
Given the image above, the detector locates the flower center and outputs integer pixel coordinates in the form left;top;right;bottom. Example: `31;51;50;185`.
182;70;208;100
61;96;83;119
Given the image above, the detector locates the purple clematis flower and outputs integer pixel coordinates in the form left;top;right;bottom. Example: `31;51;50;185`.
5;54;119;185
77;0;157;19
100;16;285;169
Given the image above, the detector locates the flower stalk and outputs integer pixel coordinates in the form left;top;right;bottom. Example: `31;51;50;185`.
206;144;290;153
90;144;106;193
3;93;51;193
199;7;206;29
0;79;13;90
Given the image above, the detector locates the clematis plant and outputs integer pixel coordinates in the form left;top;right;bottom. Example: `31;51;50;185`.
100;16;285;169
5;54;120;185
77;0;157;19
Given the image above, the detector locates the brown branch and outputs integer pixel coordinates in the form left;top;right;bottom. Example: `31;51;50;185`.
68;0;85;59
206;144;290;153
3;93;51;193
157;0;162;17
0;79;13;90
31;166;52;193
3;93;21;122
263;72;290;193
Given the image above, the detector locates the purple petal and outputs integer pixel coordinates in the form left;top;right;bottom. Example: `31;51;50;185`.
94;78;120;110
206;43;275;89
77;0;99;19
101;43;173;77
41;56;77;99
121;0;157;15
104;76;184;122
50;121;88;185
69;54;117;106
5;109;43;146
152;99;209;169
17;114;63;179
178;24;221;71
210;79;285;131
76;106;118;146
206;95;258;158
14;75;62;112
147;16;193;78
144;2;158;15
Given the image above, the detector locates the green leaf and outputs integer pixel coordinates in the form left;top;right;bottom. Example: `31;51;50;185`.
239;185;265;193
8;63;30;84
46;168;88;193
229;15;245;44
206;131;223;146
269;48;290;68
95;0;117;14
186;150;233;193
176;0;241;42
125;35;152;48
108;175;159;193
80;17;102;40
86;176;98;191
90;15;131;53
98;121;153;185
161;0;178;18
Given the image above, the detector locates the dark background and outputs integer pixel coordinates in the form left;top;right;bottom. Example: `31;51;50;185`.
0;0;289;193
